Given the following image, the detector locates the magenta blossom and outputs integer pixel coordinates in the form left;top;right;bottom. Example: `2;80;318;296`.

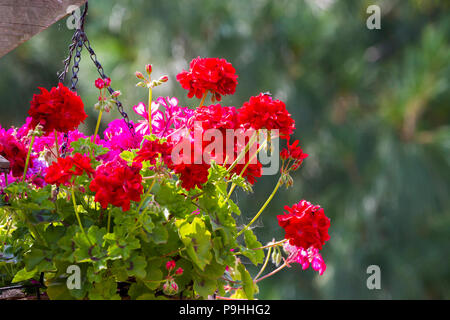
133;97;194;138
283;242;327;275
101;119;143;161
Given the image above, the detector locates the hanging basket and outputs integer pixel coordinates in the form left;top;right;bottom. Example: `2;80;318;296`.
0;1;330;301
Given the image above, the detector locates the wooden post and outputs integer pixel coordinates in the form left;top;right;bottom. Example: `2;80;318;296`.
0;0;88;58
0;155;10;185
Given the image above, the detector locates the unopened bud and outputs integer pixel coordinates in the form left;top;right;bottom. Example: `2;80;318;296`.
135;71;145;80
163;280;179;296
136;81;146;88
111;90;121;97
159;75;168;83
145;64;153;75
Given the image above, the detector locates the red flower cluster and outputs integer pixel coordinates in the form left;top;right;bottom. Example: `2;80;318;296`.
169;141;210;191
28;83;87;134
89;159;143;211
94;77;111;90
277;200;330;250
0;132;32;178
238;93;295;139
191;104;238;132
172;161;210;191
280;139;309;171
44;153;94;186
231;161;262;185
176;57;238;101
134;138;172;165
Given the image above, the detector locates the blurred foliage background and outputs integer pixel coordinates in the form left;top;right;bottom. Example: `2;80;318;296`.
0;0;449;299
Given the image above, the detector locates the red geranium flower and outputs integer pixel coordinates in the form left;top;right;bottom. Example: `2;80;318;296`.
280;138;308;171
231;161;262;185
89;159;143;211
176;57;238;101
277;200;330;250
44;157;76;186
0;130;33;177
134;138;172;165
95;77;111;89
238;93;295;139
28;83;87;134
44;153;94;186
166;260;176;271
191;104;238;132
169;141;210;191
72;153;95;177
172;162;210;191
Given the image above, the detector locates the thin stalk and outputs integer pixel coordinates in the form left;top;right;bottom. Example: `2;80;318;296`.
137;179;156;213
254;262;288;283
22;135;35;181
148;86;153;135
71;186;93;246
107;210;111;234
252;239;288;251
223;138;268;204
225;130;258;176
254;246;272;281
54;130;60;158
198;91;208;108
93;109;103;143
236;177;283;237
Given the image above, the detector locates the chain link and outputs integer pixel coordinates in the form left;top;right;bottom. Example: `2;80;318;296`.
57;2;134;158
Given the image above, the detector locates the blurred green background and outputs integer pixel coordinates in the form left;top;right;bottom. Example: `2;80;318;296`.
0;0;449;299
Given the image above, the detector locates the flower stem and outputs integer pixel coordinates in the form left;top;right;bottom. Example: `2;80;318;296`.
22;135;35;181
236;176;283;237
223;138;268;204
254;246;272;282
225;130;258;176
71;186;92;246
107;210;111;234
254;261;288;283
54;130;60;158
252;239;288;251
198;91;208;108
93;109;103;143
137;179;156;213
148;86;153;135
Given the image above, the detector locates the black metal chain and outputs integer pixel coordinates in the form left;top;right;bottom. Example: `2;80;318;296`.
57;2;134;158
82;37;134;133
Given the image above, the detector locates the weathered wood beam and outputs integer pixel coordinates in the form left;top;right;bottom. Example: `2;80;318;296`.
0;0;88;58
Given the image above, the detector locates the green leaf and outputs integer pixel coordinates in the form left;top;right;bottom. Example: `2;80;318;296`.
143;262;164;290
126;255;147;279
241;229;265;265
237;263;255;300
148;223;168;244
12;267;37;283
176;217;212;271
24;249;45;271
193;278;217;298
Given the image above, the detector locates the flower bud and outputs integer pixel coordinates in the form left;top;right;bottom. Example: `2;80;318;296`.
271;250;282;267
135;71;145;80
111;90;121;98
166;260;176;271
145;64;153;75
136;81;146;88
104;77;111;87
159;75;168;83
163;280;179;296
94;78;105;89
175;267;184;276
